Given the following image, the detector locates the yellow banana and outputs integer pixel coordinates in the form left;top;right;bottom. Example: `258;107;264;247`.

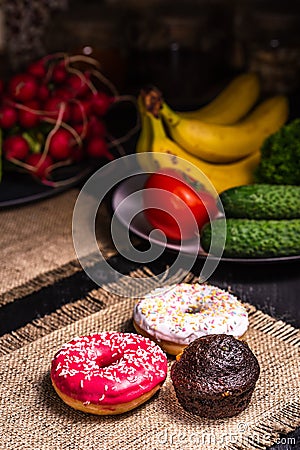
137;110;261;194
161;95;288;163
136;95;153;153
178;73;261;124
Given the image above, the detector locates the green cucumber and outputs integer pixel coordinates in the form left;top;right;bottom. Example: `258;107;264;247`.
219;184;300;219
201;218;300;258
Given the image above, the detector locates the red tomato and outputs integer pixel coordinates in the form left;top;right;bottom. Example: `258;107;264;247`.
143;169;218;241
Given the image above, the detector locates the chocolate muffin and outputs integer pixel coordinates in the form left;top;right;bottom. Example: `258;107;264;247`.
171;334;260;418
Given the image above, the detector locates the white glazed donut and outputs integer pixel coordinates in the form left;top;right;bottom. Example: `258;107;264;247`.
133;283;249;355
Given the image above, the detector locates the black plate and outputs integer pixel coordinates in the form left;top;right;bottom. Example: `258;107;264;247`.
111;174;300;264
0;163;97;208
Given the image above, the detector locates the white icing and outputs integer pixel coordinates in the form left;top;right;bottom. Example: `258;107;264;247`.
133;283;249;345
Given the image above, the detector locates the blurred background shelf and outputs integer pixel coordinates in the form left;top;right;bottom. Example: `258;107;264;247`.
1;0;300;107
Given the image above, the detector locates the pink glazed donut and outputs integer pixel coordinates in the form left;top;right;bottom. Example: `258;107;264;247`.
50;332;168;415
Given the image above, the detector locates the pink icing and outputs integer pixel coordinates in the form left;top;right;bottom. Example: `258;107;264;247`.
51;332;167;406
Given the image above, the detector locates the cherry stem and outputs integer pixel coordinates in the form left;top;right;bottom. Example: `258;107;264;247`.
41;165;92;188
9;100;46;116
41;52;68;63
107;132;126;157
69;98;88;139
68;54;101;68
90;69;119;97
66;65;98;95
108;95;141;148
41;102;66;166
8;157;37;172
43;116;83;147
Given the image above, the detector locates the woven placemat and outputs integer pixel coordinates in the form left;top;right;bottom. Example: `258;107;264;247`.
0;189;117;307
0;273;299;450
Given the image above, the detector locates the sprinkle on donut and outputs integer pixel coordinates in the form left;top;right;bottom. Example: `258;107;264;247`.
133;283;249;347
51;332;167;413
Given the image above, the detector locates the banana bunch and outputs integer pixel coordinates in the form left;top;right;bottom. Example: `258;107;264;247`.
135;74;289;193
177;72;261;124
161;95;288;163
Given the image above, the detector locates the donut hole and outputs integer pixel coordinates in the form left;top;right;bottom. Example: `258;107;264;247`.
96;353;121;368
185;305;202;314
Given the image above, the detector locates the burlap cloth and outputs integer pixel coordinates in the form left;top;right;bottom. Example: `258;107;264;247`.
0;272;299;450
0;189;118;307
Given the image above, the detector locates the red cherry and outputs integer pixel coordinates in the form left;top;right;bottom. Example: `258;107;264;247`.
86;115;107;138
91;92;113;117
43;97;71;122
48;128;75;160
72;123;86;137
0;104;18;128
26;153;53;179
86;137;112;160
69;100;92;123
37;84;50;102
3;135;30;160
51;62;68;84
52;87;74;101
18;100;40;128
9;73;38;102
66;72;91;97
27;59;47;79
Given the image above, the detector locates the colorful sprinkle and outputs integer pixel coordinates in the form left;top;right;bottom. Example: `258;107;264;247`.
133;283;248;345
